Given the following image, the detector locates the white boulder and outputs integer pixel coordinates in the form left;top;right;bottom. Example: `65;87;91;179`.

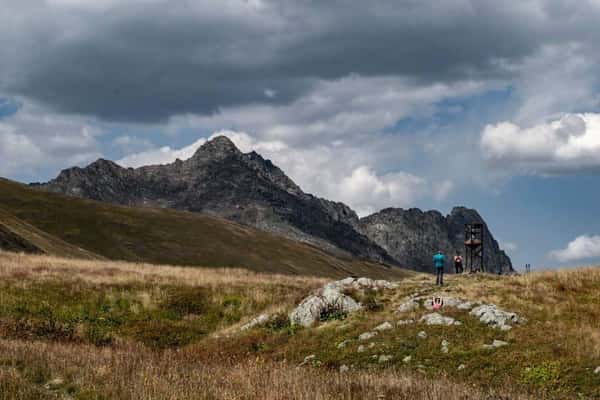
470;304;523;330
420;313;462;326
240;313;271;331
358;331;378;341
374;321;393;331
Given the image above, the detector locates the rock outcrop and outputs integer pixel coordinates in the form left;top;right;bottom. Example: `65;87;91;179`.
289;277;396;327
358;207;514;273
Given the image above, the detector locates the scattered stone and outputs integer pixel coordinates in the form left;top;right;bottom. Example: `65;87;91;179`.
337;339;351;349
441;340;450;353
339;364;349;373
457;364;466;371
482;340;509;349
240;313;270;331
594;366;600;374
371;355;378;360
420;313;461;326
44;378;64;390
359;331;378;341
299;354;316;367
378;355;393;363
417;331;428;339
368;342;376;348
396;299;420;313
339;277;356;286
470;304;524;331
374;321;393;331
397;319;415;326
357;345;366;353
402;355;412;363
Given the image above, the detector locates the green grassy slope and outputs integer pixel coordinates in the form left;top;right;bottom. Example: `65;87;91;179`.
0;178;408;279
0;208;103;260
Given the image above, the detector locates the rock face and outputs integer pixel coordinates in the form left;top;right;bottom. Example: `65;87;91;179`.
358;207;513;273
36;135;513;272
36;136;393;265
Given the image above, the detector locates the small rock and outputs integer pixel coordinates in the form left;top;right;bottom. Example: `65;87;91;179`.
371;354;378;360
402;355;412;363
397;319;415;326
337;339;351;349
594;366;600;374
441;340;450;353
368;342;376;348
44;378;64;390
378;355;393;363
396;299;420;313
299;354;316;367
420;312;461;326
339;277;356;286
457;364;466;371
240;313;270;331
359;331;378;341
482;339;509;349
357;345;366;353
339;364;349;373
417;331;428;339
374;321;393;331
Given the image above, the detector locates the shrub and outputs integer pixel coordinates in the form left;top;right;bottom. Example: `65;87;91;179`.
161;287;210;317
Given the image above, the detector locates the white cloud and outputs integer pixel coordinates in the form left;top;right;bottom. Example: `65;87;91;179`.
550;235;600;262
0;101;101;180
117;137;208;168
481;113;600;174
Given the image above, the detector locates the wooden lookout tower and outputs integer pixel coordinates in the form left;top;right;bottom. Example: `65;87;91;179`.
464;223;484;272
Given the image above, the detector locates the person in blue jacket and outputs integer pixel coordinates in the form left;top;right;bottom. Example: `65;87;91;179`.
433;250;446;286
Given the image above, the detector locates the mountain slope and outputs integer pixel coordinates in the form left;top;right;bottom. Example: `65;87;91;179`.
0;208;102;260
359;207;513;273
36;136;394;265
0;178;407;279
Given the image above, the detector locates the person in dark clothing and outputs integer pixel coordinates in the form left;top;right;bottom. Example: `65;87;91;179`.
453;252;464;274
433;250;446;286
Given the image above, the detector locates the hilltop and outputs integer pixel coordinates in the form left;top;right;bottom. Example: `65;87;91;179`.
0;251;598;399
35;135;513;273
0;178;407;279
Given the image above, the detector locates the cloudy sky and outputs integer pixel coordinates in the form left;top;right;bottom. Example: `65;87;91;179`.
2;0;600;270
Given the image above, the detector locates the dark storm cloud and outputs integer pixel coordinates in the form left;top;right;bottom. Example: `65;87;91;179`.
1;0;599;122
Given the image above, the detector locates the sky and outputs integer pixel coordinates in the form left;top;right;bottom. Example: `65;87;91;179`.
1;0;600;271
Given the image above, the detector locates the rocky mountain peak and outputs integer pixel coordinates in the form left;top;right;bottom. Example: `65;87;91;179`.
190;135;241;162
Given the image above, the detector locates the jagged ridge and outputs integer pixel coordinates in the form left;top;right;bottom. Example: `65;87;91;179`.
36;136;513;272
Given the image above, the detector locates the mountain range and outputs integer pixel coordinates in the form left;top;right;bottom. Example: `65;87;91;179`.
35;136;513;273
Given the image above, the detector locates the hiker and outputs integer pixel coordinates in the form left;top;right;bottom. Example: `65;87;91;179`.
453;252;464;274
433;250;446;286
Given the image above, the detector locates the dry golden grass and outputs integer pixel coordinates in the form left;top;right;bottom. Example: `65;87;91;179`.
0;251;328;290
0;338;531;400
2;251;600;399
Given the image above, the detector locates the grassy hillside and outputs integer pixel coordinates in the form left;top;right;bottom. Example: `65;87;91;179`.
0;178;407;279
1;252;599;399
0;208;103;260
